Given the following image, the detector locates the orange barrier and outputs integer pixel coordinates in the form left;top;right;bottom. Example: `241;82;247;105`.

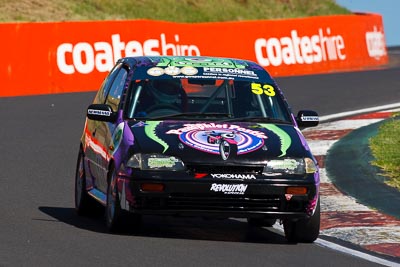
0;13;387;97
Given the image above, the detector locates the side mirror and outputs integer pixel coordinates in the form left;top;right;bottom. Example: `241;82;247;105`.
296;110;319;128
87;104;117;122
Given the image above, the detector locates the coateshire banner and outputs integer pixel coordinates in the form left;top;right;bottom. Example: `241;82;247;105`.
0;13;387;96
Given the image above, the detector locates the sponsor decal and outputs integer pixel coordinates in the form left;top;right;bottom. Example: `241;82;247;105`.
154;57;247;69
147;66;198;76
146;67;164;76
164;66;181;75
211;174;256;179
181;66;200;75
210;183;248;194
112;122;124;152
147;57;258;79
365;26;386;59
148;157;178;168
57;34;201;74
254;28;346;67
167;123;267;138
300;115;319;122
88;109;112;116
267;159;299;170
166;123;267;158
201;67;258;79
203;67;256;77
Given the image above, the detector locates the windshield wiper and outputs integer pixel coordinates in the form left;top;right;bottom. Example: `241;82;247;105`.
221;116;291;124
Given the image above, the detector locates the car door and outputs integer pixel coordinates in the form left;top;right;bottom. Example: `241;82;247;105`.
84;63;127;193
90;64;129;194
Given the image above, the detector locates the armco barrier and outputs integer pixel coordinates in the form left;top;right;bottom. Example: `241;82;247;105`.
0;13;387;97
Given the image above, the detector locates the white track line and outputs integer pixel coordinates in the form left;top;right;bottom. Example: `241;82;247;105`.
319;103;400;122
309;104;400;265
271;224;400;266
315;239;400;267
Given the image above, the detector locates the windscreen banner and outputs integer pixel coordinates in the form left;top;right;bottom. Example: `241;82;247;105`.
0;13;387;97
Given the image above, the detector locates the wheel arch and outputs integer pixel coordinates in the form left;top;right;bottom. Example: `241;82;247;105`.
107;159;116;185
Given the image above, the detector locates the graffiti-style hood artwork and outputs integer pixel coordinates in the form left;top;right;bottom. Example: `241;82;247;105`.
129;120;310;164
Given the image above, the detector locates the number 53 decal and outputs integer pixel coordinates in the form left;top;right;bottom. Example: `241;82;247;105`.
251;83;276;97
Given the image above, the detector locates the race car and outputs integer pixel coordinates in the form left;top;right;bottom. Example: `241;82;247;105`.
74;55;320;242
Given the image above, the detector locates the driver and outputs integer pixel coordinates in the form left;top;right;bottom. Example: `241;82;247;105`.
137;79;187;116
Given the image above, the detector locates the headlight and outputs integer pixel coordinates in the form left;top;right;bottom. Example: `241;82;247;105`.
304;157;318;173
126;153;186;171
262;158;317;176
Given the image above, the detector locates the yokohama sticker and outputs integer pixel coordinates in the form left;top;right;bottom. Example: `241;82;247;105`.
210;183;248;195
211;174;256;180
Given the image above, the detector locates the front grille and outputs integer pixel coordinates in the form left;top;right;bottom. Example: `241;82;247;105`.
166;194;281;211
134;194;310;213
186;165;264;175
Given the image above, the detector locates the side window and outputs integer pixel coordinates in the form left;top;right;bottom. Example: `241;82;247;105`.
92;64;122;104
105;67;128;112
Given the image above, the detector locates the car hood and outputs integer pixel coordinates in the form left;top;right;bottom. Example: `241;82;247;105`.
127;120;312;165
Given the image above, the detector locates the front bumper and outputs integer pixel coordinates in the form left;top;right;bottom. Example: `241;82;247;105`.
117;170;319;220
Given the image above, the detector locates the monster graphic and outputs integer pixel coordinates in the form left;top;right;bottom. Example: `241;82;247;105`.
167;123;267;160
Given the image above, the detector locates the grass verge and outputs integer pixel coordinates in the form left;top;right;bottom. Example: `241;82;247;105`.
0;0;350;23
369;113;400;190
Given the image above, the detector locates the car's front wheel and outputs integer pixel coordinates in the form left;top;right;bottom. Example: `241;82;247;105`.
74;149;102;215
283;198;320;243
105;165;124;232
105;165;141;232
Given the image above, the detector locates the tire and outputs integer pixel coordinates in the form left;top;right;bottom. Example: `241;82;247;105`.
105;165;124;232
283;198;320;243
105;165;141;232
247;218;276;227
74;149;102;216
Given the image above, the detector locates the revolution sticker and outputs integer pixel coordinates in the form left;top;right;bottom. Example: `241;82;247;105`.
210;183;248;195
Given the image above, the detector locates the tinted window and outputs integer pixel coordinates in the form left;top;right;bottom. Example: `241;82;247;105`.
105;67;128;111
127;78;291;122
93;64;122;104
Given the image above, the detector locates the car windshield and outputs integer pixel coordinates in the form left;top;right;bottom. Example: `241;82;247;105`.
125;78;292;123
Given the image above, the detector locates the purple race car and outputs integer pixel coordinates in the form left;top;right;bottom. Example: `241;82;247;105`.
74;55;320;242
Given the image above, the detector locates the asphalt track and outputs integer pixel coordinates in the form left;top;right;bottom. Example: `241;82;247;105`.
1;54;399;266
